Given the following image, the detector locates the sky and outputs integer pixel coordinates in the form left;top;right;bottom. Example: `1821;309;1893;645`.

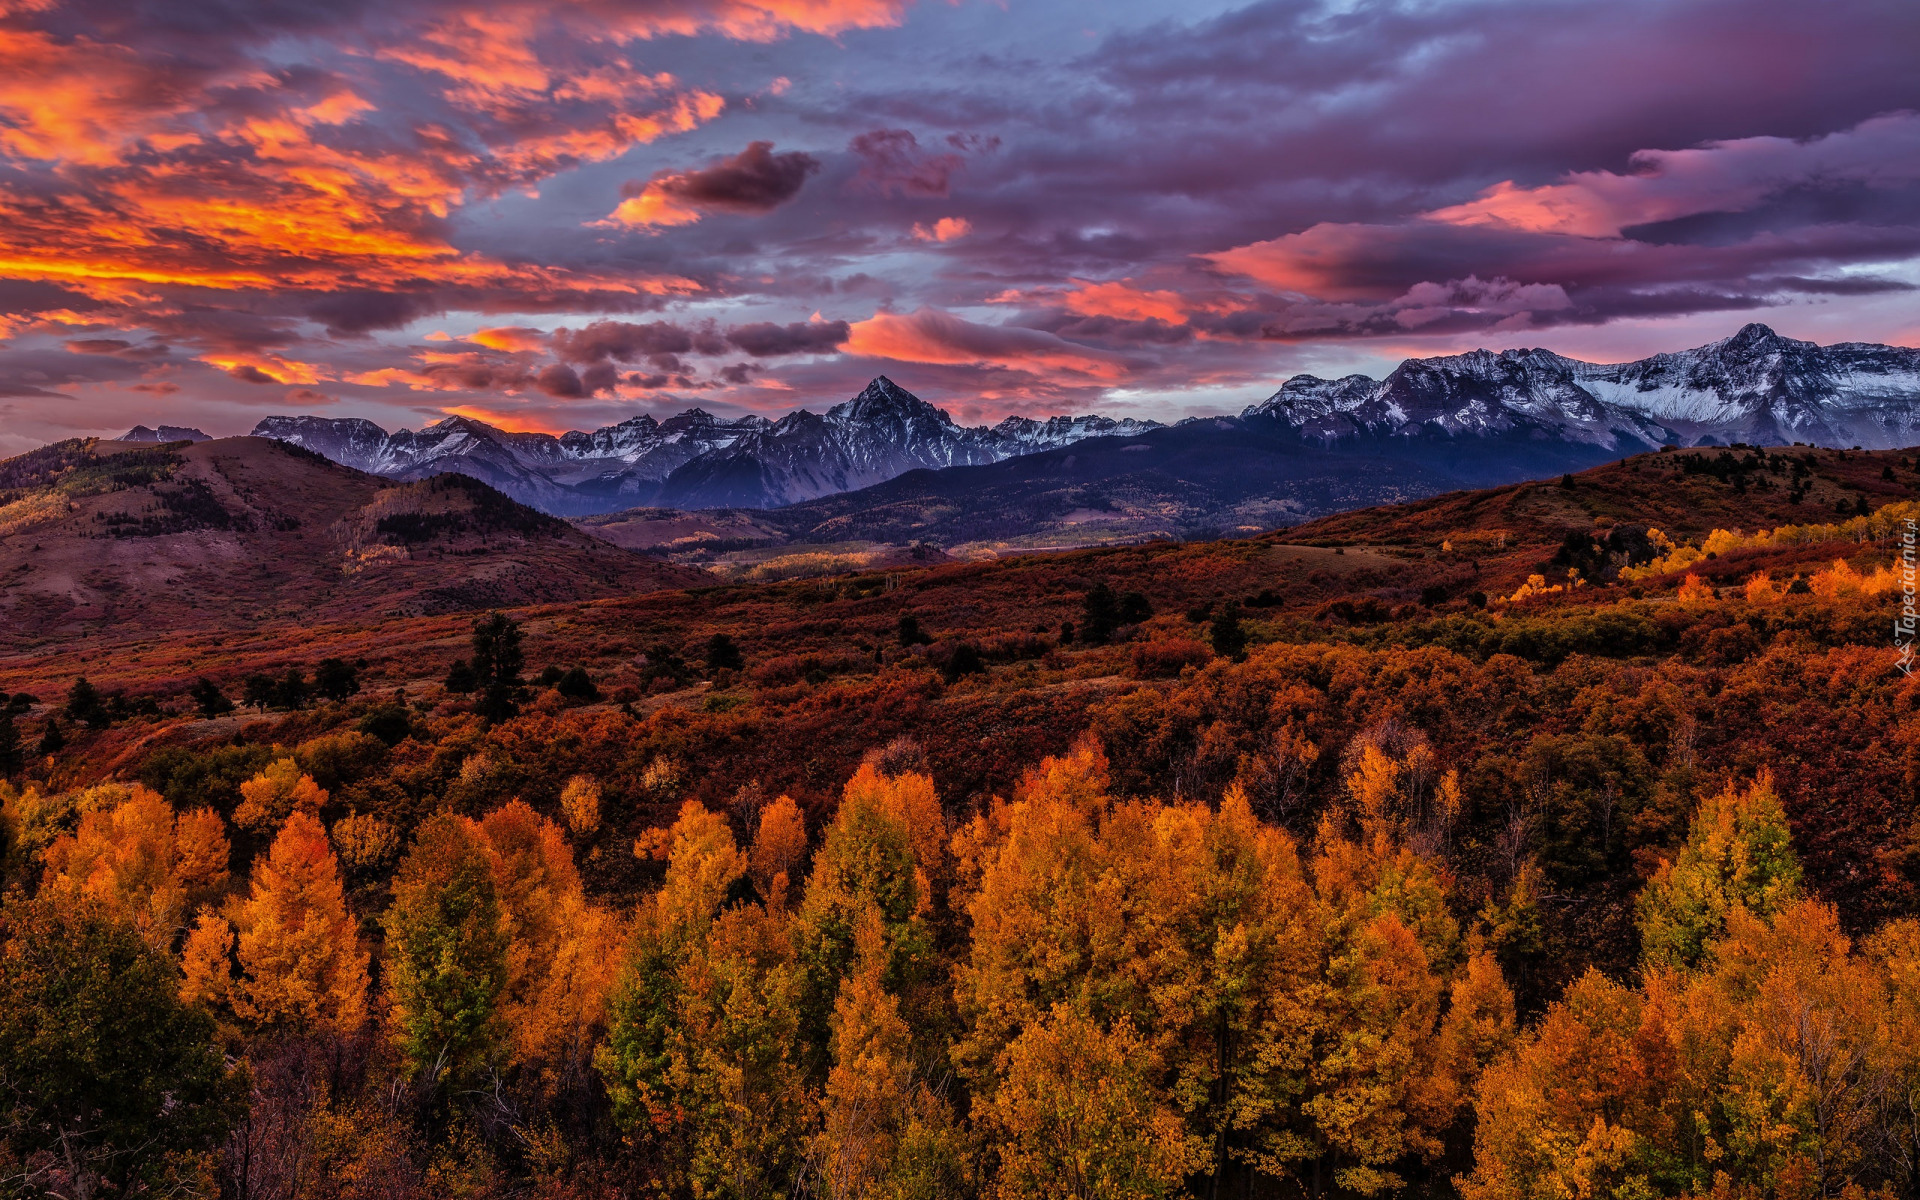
0;0;1916;454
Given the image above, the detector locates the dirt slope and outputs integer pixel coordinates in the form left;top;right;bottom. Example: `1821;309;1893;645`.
0;436;702;646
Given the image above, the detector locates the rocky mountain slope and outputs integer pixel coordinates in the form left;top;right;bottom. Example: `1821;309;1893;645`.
1245;324;1920;450
252;378;1161;515
738;418;1626;553
0;436;699;645
237;325;1920;535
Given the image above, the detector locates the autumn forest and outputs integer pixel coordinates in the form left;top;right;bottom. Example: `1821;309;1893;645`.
4;444;1920;1200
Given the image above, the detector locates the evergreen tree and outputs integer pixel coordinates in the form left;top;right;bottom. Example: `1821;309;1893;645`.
706;632;745;672
243;672;278;711
0;900;245;1197
275;667;309;710
64;676;108;728
1209;600;1247;660
940;641;985;683
1081;583;1120;644
190;676;234;718
36;717;63;755
1117;589;1153;624
555;666;599;701
0;710;19;778
312;657;360;701
442;657;478;693
469;611;525;722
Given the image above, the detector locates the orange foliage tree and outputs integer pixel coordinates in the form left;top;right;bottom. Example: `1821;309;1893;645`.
40;784;229;949
226;809;369;1032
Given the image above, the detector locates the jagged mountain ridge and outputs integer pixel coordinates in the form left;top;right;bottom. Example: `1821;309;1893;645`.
1244;324;1920;450
244;326;1920;518
252;378;1162;515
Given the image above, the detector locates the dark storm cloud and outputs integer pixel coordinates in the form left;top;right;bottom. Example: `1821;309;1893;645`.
307;291;443;337
550;320;726;364
725;320;851;356
848;129;968;198
535;363;586;398
622;142;821;214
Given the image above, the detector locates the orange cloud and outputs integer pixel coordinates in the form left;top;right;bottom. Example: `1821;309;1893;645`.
1063;279;1188;323
469;326;550;353
594;0;913;42
0;11;723;306
1203;224;1409;299
1424;114;1920;238
605;188;706;229
845;308;1127;380
912;217;972;242
1423;178;1630;238
439;405;573;435
202;354;331;386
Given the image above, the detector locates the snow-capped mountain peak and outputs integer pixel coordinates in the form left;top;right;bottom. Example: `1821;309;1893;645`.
1244;326;1920;452
250;379;1161;514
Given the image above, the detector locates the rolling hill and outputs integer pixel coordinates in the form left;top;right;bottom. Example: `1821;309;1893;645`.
0;435;699;646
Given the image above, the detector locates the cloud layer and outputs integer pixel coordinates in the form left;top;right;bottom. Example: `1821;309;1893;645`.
0;0;1916;452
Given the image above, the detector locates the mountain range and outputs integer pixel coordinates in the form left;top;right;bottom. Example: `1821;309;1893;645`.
1248;323;1920;450
244;326;1920;523
251;377;1161;515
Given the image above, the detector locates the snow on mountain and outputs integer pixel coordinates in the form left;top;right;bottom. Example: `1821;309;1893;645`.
250;379;1160;514
1244;325;1920;452
991;412;1165;451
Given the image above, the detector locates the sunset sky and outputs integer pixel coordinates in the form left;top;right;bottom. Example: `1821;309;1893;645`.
0;0;1916;454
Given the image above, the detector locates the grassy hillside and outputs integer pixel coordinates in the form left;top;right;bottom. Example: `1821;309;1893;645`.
0;436;700;646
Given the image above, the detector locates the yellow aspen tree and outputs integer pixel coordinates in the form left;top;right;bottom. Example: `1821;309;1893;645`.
982;1003;1204;1200
601;805;815;1200
179;912;235;1009
1302;909;1456;1196
795;768;931;1056
842;761;947;899
951;747;1107;1086
172;808;232;902
1439;947;1518;1084
651;799;748;937
1637;771;1802;970
558;775;601;836
1460;969;1668;1200
1867;918;1920;1193
232;809;369;1032
1694;900;1891;1199
234;758;329;831
958;755;1335;1197
476;800;622;1072
41;785;230;949
815;906;914;1200
750;792;809;907
383;813;509;1083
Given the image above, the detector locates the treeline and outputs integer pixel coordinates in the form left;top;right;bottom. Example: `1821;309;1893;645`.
5;730;1919;1200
